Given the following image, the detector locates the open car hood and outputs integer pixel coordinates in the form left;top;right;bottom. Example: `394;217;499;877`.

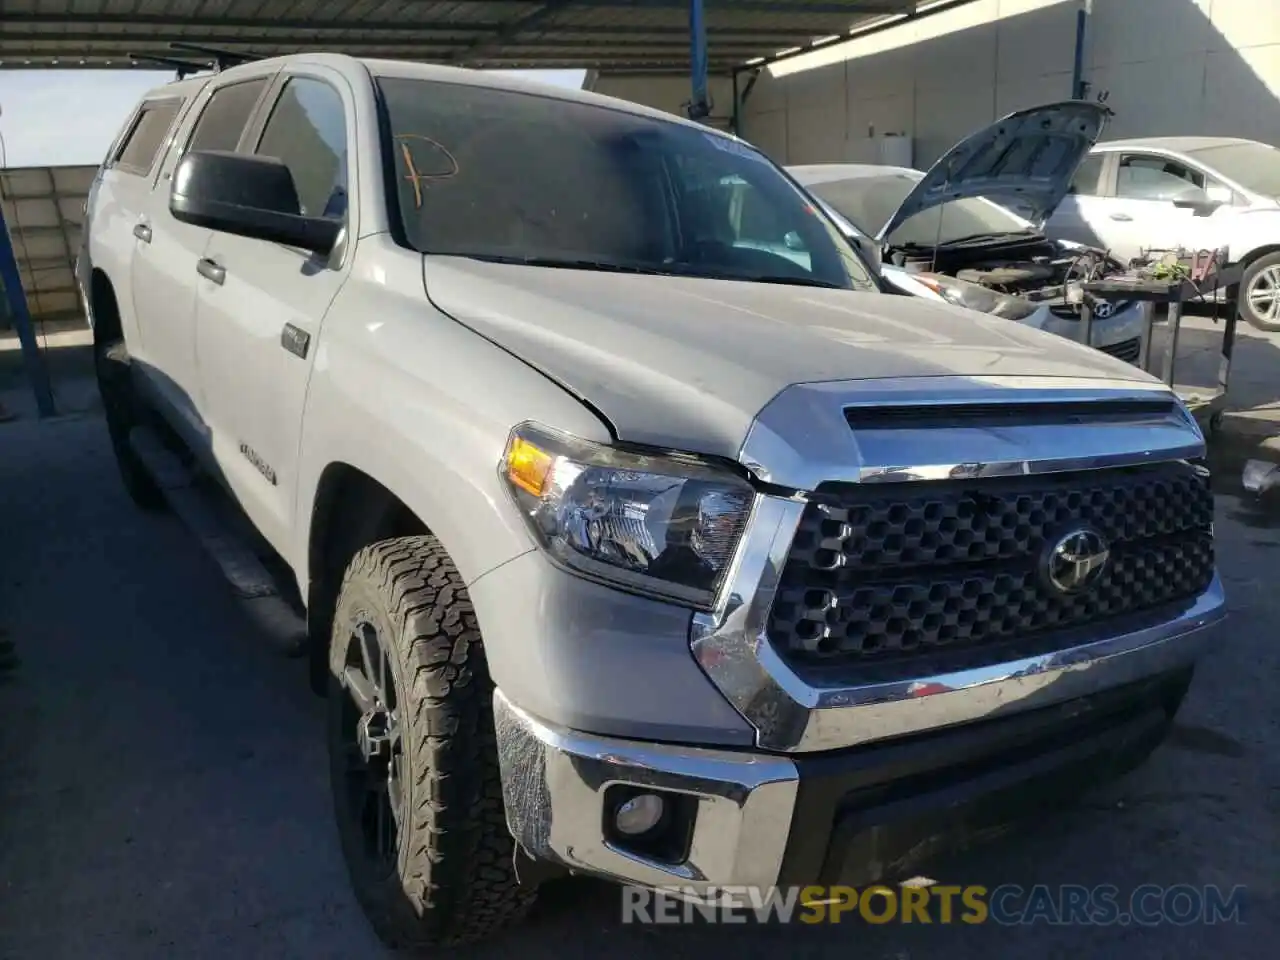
877;100;1112;242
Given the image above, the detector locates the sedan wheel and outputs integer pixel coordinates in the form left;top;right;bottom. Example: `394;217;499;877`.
1241;253;1280;332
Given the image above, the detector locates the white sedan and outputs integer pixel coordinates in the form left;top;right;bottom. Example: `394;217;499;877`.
1046;137;1280;330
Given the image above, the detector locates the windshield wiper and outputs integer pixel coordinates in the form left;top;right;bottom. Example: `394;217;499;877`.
730;274;845;289
461;254;847;288
462;253;670;275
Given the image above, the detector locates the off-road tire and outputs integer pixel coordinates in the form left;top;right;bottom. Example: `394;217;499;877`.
94;339;164;510
327;535;535;948
1240;251;1280;333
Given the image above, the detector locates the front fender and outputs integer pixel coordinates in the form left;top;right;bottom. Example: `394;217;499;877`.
291;241;612;593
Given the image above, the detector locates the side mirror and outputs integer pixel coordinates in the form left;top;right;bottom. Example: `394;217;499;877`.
169;150;341;255
783;230;805;251
1172;197;1223;217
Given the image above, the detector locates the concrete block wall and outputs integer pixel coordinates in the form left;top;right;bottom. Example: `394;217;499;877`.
740;0;1280;169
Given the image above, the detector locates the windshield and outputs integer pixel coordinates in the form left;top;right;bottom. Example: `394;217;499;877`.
1185;141;1280;199
805;173;1033;247
376;78;874;289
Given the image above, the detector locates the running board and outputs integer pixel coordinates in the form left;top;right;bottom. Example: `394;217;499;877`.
128;426;308;656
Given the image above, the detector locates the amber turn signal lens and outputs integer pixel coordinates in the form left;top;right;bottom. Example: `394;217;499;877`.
505;436;554;497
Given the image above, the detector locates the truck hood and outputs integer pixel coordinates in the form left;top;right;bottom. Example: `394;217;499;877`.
879;101;1112;240
422;255;1152;460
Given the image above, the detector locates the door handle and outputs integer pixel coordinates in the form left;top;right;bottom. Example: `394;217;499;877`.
1108;212;1133;222
197;258;225;285
133;223;152;243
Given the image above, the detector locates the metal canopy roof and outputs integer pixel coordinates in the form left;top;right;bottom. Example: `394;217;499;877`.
0;0;920;74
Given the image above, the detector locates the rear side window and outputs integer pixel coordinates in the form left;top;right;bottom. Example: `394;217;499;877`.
113;99;182;175
187;79;269;154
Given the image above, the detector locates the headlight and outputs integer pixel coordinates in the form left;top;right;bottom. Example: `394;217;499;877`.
500;423;755;609
913;272;1040;321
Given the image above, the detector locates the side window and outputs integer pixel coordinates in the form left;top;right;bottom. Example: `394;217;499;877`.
254;78;348;219
1068;154;1105;196
1116;154;1207;202
113;99;182;175
187;78;269;155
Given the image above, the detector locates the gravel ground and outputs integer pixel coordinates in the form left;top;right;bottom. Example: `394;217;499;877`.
0;413;1275;959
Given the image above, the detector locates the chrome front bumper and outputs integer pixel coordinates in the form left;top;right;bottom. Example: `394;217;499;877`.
494;575;1223;891
493;689;797;891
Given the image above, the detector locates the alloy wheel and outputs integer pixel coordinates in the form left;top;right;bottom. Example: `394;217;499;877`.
337;620;406;873
1246;264;1280;326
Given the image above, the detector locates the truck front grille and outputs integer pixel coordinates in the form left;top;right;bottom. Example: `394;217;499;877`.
767;461;1215;665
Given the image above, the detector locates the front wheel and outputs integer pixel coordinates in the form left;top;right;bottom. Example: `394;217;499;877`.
1240;251;1280;332
327;535;535;948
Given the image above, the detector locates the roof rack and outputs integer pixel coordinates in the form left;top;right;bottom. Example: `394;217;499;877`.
128;53;208;80
168;42;263;71
128;42;262;80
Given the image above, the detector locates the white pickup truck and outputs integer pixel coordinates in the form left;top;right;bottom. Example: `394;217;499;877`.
79;54;1225;948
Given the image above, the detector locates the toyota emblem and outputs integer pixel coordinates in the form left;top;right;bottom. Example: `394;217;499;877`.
1043;528;1110;593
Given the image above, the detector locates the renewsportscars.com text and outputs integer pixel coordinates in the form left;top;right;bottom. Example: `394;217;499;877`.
621;883;1247;927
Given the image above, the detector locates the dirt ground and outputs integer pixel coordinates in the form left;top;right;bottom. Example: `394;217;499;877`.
0;412;1275;959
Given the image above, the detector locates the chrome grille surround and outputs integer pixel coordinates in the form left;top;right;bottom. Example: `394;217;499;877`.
690;376;1226;754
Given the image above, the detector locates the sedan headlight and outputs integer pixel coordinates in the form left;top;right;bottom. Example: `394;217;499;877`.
913;272;1040;322
500;423;755;609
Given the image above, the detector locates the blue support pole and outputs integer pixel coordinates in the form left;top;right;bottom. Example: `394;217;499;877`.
688;0;711;121
1071;0;1091;99
0;199;56;418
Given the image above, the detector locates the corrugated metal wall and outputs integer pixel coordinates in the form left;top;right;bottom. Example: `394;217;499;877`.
0;165;95;329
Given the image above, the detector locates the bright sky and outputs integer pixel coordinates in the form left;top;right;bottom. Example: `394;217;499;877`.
0;68;588;168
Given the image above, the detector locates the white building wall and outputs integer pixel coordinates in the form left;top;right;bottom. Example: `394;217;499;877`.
741;0;1280;169
589;74;736;125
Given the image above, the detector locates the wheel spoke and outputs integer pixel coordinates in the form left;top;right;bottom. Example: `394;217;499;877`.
357;625;383;702
377;647;391;710
342;664;378;714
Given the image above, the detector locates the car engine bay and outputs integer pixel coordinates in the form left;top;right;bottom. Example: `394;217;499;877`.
889;235;1123;311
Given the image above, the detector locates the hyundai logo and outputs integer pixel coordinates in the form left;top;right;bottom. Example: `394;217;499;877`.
1091;300;1116;319
1043;528;1110;593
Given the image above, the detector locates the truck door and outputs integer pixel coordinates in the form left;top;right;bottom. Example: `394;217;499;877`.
87;94;187;359
130;74;274;443
191;68;354;557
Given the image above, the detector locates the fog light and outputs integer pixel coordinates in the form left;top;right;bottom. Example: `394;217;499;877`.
614;793;665;836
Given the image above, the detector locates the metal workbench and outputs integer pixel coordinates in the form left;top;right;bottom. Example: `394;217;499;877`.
1079;260;1244;434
